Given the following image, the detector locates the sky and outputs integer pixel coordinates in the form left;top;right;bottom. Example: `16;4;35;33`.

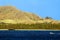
0;0;60;20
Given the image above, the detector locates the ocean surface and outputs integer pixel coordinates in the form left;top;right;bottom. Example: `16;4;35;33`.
0;30;60;40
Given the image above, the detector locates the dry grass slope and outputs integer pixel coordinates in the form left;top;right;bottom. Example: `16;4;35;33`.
0;6;60;29
0;6;42;24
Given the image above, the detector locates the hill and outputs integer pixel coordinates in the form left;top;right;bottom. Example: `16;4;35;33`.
0;6;43;24
0;6;60;29
0;6;59;24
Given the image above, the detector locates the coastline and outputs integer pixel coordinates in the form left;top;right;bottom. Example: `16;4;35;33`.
0;29;60;31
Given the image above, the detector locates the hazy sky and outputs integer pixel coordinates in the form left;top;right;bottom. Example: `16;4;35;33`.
0;0;60;20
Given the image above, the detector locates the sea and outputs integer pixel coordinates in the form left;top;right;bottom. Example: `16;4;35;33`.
0;30;60;40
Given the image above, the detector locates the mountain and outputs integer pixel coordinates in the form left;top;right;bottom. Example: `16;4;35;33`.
0;6;59;24
0;6;43;24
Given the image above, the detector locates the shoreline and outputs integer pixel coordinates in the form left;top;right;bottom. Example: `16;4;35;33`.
0;29;60;31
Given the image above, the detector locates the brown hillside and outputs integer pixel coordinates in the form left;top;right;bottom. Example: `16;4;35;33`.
0;6;41;20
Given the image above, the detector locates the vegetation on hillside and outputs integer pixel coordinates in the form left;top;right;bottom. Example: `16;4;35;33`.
0;23;60;29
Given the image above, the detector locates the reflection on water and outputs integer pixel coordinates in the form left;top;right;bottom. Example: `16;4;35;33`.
0;30;60;40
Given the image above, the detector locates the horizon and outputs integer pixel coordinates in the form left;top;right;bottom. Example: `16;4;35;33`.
0;0;60;20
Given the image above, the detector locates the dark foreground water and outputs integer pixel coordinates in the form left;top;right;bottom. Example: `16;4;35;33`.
0;30;60;40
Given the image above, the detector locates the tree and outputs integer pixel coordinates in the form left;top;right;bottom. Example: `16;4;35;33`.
45;16;53;19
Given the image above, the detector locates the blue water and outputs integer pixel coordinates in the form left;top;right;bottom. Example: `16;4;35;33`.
0;30;60;40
